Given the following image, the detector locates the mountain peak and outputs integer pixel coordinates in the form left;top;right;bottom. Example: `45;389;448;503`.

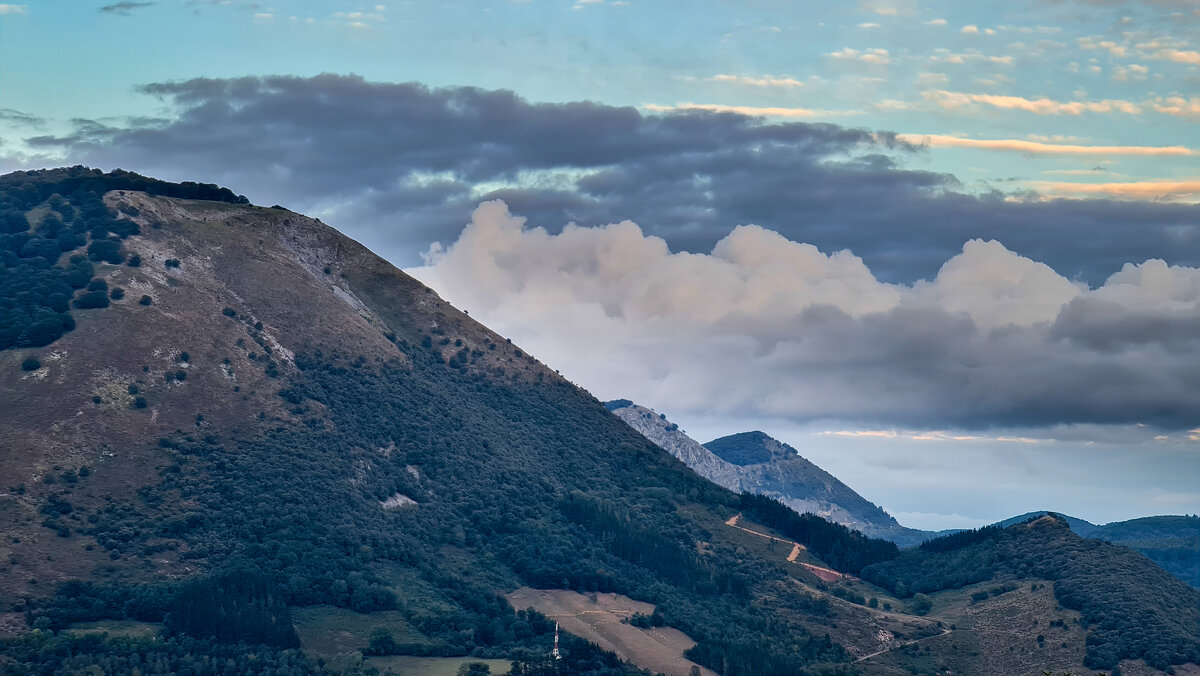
704;431;790;466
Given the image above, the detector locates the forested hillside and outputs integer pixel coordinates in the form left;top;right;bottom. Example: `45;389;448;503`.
996;512;1200;587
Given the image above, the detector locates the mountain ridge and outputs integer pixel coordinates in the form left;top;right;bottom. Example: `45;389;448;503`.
607;401;937;546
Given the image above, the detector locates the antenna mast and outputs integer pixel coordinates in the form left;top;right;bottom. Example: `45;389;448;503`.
552;621;561;660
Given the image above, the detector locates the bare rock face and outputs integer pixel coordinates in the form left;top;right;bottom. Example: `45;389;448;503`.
608;403;743;492
608;403;936;546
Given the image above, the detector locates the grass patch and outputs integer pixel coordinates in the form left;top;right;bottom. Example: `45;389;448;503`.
291;605;428;656
63;620;161;638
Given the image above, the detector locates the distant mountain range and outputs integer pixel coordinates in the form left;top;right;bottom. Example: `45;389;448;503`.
608;400;1200;586
606;401;940;546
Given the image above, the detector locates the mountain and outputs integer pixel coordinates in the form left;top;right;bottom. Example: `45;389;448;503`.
995;512;1200;587
607;402;935;547
604;402;743;494
1;168;1196;676
704;432;933;545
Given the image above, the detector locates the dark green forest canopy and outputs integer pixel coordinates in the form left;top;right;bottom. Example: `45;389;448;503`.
0;167;247;350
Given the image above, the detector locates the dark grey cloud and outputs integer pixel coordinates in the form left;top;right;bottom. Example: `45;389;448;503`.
0;108;44;127
19;74;1200;284
99;1;154;15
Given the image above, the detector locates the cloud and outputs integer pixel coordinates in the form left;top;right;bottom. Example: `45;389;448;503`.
924;89;1143;115
828;47;891;65
0;4;26;14
897;133;1194;156
923;18;947;26
12;74;1197;285
1153;96;1200;118
0;108;43;126
857;22;880;29
412;201;1200;432
641;103;837;117
99;1;154;14
1031;179;1200;200
961;24;979;34
1151;48;1200;65
704;74;805;88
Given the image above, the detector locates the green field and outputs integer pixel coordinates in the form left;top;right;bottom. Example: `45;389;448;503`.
291;605;428;656
63;621;161;638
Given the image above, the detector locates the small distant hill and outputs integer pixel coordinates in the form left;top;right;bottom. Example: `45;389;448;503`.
995;512;1200;587
607;402;937;546
861;515;1200;672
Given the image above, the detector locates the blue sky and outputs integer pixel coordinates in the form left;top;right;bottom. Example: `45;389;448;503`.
3;0;1199;198
2;0;1198;529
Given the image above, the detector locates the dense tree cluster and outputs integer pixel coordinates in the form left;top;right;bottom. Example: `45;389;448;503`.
165;569;300;647
738;493;898;574
0;632;363;676
1;167;247;351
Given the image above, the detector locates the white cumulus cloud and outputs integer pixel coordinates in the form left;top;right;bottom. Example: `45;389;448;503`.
411;201;1200;432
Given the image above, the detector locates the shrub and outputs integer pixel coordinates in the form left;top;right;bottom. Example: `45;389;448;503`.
366;627;400;655
139;295;152;306
127;254;141;267
165;258;180;269
222;307;236;318
74;290;110;309
86;239;123;264
21;357;41;371
133;396;148;409
110;288;125;300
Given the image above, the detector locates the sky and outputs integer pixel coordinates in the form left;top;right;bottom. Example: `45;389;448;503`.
1;0;1197;529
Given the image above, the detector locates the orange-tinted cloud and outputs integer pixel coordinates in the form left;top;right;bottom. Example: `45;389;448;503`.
1033;180;1200;199
897;133;1194;156
925;90;1142;115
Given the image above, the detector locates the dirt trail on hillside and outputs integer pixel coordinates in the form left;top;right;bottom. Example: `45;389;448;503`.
853;628;952;663
725;513;854;581
506;588;717;676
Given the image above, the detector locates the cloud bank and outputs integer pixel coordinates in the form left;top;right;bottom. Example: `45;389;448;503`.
413;201;1200;432
14;74;1198;284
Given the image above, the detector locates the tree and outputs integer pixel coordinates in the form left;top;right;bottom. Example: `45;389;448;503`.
910;593;932;616
366;627;399;655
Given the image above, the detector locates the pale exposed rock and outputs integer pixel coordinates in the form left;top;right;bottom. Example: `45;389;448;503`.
379;493;417;510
